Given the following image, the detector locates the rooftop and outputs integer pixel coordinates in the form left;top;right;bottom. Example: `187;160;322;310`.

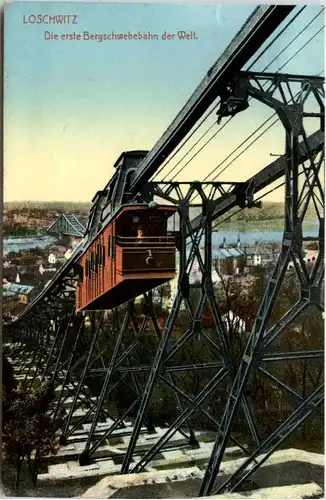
213;248;244;259
3;283;35;295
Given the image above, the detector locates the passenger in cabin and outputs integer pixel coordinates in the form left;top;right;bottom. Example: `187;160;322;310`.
137;228;144;244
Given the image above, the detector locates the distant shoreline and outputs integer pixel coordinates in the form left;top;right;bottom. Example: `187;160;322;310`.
217;218;317;232
3;236;56;244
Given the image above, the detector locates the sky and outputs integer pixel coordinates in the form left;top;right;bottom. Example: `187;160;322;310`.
4;2;324;202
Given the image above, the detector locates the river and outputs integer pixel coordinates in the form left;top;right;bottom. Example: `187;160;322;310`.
209;224;318;246
3;236;58;256
2;222;318;257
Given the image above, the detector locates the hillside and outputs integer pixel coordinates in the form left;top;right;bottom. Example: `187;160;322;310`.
4;201;317;225
217;201;316;223
4;201;91;216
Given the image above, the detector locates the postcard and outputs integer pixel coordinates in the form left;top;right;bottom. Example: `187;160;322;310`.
3;2;324;498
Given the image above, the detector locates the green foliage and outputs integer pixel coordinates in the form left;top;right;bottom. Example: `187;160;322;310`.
3;227;46;237
2;357;59;494
4;200;91;216
212;201;317;228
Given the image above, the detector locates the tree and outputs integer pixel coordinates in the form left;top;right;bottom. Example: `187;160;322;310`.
2;356;59;494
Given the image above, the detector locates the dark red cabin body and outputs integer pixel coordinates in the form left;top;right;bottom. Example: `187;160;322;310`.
76;204;177;311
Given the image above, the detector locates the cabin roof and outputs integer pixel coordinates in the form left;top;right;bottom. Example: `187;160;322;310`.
113;150;149;169
115;204;177;221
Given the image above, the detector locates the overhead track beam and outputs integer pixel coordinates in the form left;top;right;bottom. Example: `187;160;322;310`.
130;5;295;192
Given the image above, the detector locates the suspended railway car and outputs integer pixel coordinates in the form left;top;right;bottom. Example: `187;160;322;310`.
76;203;177;311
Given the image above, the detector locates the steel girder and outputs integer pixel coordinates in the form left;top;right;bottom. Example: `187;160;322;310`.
118;182;261;474
66;181;259;469
62;303;169;458
47;213;85;237
199;72;324;495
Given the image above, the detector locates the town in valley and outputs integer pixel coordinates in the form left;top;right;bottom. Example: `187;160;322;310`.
3;200;318;325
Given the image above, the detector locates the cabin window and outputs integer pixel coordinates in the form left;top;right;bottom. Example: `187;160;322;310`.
95;244;100;272
108;236;112;257
76;263;84;284
98;245;102;266
108;236;115;259
101;245;106;267
98;245;101;266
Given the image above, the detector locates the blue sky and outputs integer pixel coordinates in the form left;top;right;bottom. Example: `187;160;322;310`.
4;3;324;201
5;3;255;115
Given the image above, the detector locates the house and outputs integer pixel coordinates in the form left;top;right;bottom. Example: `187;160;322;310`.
2;283;37;304
213;247;245;275
243;245;262;266
64;248;75;259
48;245;67;258
48;251;67;266
48;253;57;264
3;290;18;309
3;265;20;283
304;249;318;263
244;244;279;267
288;254;318;271
261;246;279;265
